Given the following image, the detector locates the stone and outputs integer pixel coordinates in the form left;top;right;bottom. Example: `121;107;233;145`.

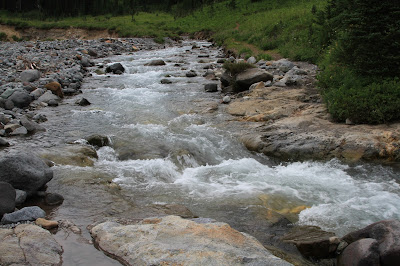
217;58;226;64
0;152;53;194
249;81;265;92
204;83;218;92
20;69;40;82
1;206;46;224
30;88;45;99
0;88;15;99
4;99;14;110
45;193;64;206
90;215;292;266
8;91;33;108
0;137;9;147
48;99;59;107
36;90;60;104
87;48;98;57
76;98;91;106
247;56;257;64
0;182;16;218
145;59;166;66
85;134;110;147
160;78;172;84
10;126;28;136
35;218;59;229
20;116;45;133
106;63;125;74
220;71;234;87
32;113;47;123
274;59;295;73
39;144;98;167
80;57;92;67
186;70;198;77
4;123;20;134
15;189;27;206
282;225;338;259
44;81;64;98
222;96;231;104
235;68;273;91
338;238;380;266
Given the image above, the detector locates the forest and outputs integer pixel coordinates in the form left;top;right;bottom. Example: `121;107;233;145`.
0;0;399;124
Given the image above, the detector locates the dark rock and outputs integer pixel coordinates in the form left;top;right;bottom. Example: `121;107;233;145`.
217;58;226;64
45;193;64;206
20;69;40;82
0;182;16;218
30;88;46;99
106;63;125;74
204;83;218;92
75;98;91;106
4;99;14;110
235;68;273;92
0;88;15;99
80;57;93;67
1;206;46;224
220;71;234;87
338;238;380;266
186;70;197;77
8;91;33;108
85;134;110;148
20;116;45;133
48;99;59;107
145;59;166;66
0;137;10;147
15;189;27;206
32;114;47;123
161;79;172;84
0;153;53;194
87;48;98;57
282;225;339;259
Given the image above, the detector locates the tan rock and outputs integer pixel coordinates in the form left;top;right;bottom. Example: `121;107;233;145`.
44;81;64;98
36;218;59;229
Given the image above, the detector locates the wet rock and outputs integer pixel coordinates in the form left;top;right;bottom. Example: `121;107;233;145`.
80;57;93;67
161;78;172;84
338;238;380;266
0;137;9;147
186;70;197;77
235;68;273;92
222;95;231;104
204;83;218;92
20;115;45;133
30;88;45;99
20;69;40;82
0;152;53;194
1;206;46;224
39;144;98;167
85;134;110;148
90;215;292;266
282;225;339;259
8;91;33;108
217;58;226;64
0;182;16;218
32;113;47;123
35;218;59;229
48;99;59;107
36;90;60;104
15;189;27;206
10;126;28;136
75;97;91;106
151;204;195;218
106;63;125;74
45;193;64;206
44;81;64;98
145;59;166;66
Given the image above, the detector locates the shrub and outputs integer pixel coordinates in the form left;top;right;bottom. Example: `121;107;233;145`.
257;53;272;61
0;32;7;41
223;61;255;76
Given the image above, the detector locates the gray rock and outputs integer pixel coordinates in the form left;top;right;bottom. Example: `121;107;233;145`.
186;70;197;77
87;48;98;57
247;56;257;64
91;215;292;266
220;71;234;87
20;116;45;133
45;193;64;206
0;182;16;218
235;68;273;91
0;88;15;99
222;96;231;104
4;99;14;110
217;58;226;64
145;59;166;66
15;189;27;206
36;91;60;104
20;70;41;82
32;113;47;123
48;99;59;107
274;59;295;73
338;238;380;266
106;63;125;74
85;134;110;147
80;57;93;67
75;98;91;106
0;152;53;194
8;91;33;108
204;83;218;92
10;126;28;136
30;88;45;100
161;79;172;84
1;206;46;224
0;137;9;147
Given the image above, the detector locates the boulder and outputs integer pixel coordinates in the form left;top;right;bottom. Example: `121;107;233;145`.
0;88;15;99
0;182;16;218
247;56;257;64
44;82;64;98
48;99;59;107
160;78;172;84
204;83;218;92
36;91;60;104
235;68;273;92
10;126;28;136
45;193;64;206
85;134;110;148
220;71;234;87
30;88;45;99
90;215;292;266
1;206;46;224
338;238;380;266
0;137;9;147
80;57;93;67
8;91;33;108
75;98;91;106
20;69;40;82
274;59;295;73
341;220;400;266
0;224;63;265
20;116;45;133
0;153;53;194
145;59;166;66
106;63;125;74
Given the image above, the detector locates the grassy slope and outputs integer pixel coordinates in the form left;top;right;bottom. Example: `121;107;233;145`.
0;0;327;62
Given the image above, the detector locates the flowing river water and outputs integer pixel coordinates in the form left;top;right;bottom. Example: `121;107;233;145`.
13;40;400;265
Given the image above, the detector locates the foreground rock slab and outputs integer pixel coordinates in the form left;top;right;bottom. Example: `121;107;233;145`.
0;224;62;265
90;215;292;265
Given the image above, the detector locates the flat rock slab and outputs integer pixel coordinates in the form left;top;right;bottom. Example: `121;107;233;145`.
90;215;292;265
0;224;62;265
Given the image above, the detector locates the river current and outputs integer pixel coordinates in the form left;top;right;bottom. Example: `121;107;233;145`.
18;41;400;250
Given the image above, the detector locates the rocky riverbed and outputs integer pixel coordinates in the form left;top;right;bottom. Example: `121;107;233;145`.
1;33;400;266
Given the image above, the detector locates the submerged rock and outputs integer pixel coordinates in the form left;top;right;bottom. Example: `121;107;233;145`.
106;63;125;74
145;59;166;66
90;215;292;266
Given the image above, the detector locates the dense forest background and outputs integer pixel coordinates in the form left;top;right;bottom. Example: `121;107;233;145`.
0;0;399;124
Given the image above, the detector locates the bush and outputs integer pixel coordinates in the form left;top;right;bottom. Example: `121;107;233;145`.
223;61;255;76
320;66;400;124
0;32;7;41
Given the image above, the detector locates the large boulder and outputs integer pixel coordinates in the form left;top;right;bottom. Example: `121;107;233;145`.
338;238;380;266
0;224;63;265
0;153;53;194
106;63;125;74
340;220;400;266
90;215;292;266
1;206;46;224
0;182;16;218
20;69;40;82
235;68;273;92
8;91;33;108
